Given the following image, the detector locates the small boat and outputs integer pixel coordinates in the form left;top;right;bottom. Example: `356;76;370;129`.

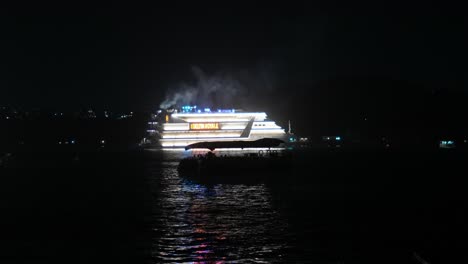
178;139;292;183
184;137;285;151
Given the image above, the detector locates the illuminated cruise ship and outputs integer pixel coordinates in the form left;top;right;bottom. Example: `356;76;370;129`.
146;106;287;148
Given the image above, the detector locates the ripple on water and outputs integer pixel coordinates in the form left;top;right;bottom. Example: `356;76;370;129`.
149;161;290;263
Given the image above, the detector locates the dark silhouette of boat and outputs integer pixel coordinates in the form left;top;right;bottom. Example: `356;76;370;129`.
178;138;291;183
184;138;285;151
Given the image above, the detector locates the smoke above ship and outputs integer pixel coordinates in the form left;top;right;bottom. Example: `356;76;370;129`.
159;65;277;110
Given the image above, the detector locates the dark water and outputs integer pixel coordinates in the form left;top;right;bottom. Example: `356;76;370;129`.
1;149;467;263
144;149;468;263
147;151;290;263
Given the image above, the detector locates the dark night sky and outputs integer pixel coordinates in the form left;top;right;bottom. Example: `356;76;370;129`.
0;2;465;135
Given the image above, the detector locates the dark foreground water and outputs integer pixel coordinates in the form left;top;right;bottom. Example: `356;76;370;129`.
1;148;467;263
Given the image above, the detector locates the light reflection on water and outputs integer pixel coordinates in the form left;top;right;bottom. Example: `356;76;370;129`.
148;150;290;263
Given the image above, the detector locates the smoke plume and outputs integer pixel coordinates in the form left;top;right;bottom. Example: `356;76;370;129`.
159;65;278;110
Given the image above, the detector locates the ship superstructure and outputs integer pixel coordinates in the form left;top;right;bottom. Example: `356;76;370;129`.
147;106;286;148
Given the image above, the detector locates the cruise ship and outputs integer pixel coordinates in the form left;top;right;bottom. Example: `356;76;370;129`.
146;106;287;148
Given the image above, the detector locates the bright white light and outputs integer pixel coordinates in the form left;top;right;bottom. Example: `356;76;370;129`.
163;124;190;131
160;146;286;151
160;148;187;151
162;133;242;139
161;142;190;147
250;129;286;134
220;124;246;130
172;112;266;118
182;118;252;122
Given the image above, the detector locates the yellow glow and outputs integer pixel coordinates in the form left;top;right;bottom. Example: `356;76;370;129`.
165;115;169;122
162;133;241;139
189;123;220;130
